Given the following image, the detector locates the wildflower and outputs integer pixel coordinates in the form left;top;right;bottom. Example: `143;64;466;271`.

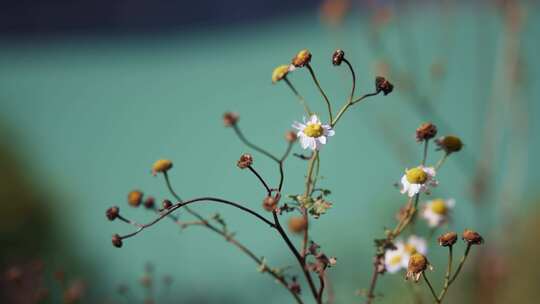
152;159;173;176
400;166;437;197
272;65;290;83
332;49;345;66
375;76;394;95
292;114;335;151
422;198;455;227
285;130;298;143
438;232;458;247
292;49;312;68
128;190;143;207
384;236;427;273
406;253;432;282
462;229;484;245
435;135;463;153
112;234;123;248
288;216;308;234
262;196;279;212
237;153;253;169
106;206;120;221
416;122;438;142
223;112;239;127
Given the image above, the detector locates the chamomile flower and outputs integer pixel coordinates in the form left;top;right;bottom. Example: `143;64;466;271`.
292;114;335;151
422;198;455;228
384;235;428;273
400;166;438;197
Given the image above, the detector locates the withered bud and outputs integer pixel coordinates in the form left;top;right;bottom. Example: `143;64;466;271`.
112;234;123;248
143;196;155;209
416;122;438;142
237;153;253;169
332;49;345;66
292;49;312;68
128;190;143;207
462;229;484;245
406;253;431;282
285;130;298;143
272;65;290;83
288;216;308;234
162;199;173;209
262;196;279;212
289;277;301;294
438;231;458;247
152;159;173;176
375;76;394;95
106;206;120;221
223;112;239;127
435;135;463;154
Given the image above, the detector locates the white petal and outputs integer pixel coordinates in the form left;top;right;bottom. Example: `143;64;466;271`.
300;135;310;149
423;167;436;177
323;126;335;137
309;138;317;150
310;114;319;124
446;199;456;208
400;175;410;194
292;122;305;131
318;136;327;144
408;184;421;197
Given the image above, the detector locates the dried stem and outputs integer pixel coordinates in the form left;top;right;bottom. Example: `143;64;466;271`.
306;64;333;123
436;245;454;303
422;273;439;302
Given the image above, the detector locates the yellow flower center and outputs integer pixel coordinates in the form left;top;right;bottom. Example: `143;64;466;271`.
406;167;428;184
430;199;447;215
404;244;417;255
389;254;402;266
304;123;324;138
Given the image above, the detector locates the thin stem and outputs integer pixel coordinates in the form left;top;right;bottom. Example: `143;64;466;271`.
232;124;280;163
278;142;294;191
306;64;333;123
437;245;454;302
422;140;429;166
332;91;380;127
422;273;439;303
317;274;326;303
163;172;209;224
284;77;312;115
248;166;272;195
448;243;472;285
365;263;380;304
435;152;450;170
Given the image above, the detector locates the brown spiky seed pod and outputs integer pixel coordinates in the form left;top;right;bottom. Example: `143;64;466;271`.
112;234;123;248
416;122;438;142
438;232;458;247
106;206;120;221
462;229;484;245
332;49;345;66
237;153;253;169
375;76;394;95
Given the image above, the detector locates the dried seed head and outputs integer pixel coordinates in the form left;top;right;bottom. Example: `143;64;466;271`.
143;196;155;209
128;190;143;207
416;122;438;142
435;135;463;153
272;65;290;83
332;49;345;66
152;159;173;176
285;130;298;143
438;231;458;247
106;206;120;221
375;76;394;95
292;49;312;68
262;196;279;212
288;216;308;234
112;234;123;248
223;112;239;127
162;199;173;210
462;229;484;245
406;253;430;282
237;153;253;169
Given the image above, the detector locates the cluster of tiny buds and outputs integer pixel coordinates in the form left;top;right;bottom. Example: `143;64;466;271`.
223;112;239;127
375;76;394;95
416;122;438;142
237;153;253;169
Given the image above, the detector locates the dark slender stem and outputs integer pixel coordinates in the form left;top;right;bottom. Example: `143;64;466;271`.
306;64;333;123
332;91;381;127
248;166;272;195
365;263;380;304
232;124;280;163
352;91;381;105
284;77;312;115
163;172;209;224
448;243;472;285
278;142;294;192
437;245;454;303
422;140;429;166
422;273;439;303
317;274;326;303
343;58;356;104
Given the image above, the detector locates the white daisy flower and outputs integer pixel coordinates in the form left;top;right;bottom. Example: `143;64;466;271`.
384;235;428;273
292;114;335;151
400;166;438;197
422;198;455;228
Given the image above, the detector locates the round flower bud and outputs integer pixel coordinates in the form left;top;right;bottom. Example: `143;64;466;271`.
143;197;155;209
152;159;173;176
375;76;394;95
128;190;143;207
436;135;463;154
332;49;345;66
262;196;279;212
237;153;253;169
162;199;173;210
462;229;484;245
106;206;120;221
285;131;298;143
272;65;290;83
292;49;312;68
288;216;308;234
223;112;239;127
112;234;123;248
438;232;457;247
416;122;438;142
406;253;430;282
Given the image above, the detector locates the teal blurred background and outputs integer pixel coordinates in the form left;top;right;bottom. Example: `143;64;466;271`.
1;0;540;303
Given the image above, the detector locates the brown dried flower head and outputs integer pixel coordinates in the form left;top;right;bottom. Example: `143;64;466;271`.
462;229;484;245
375;76;394;95
237;153;253;169
272;65;290;83
416;122;438;142
162;199;173;209
143;196;155;209
152;159;173;176
128;190;143;207
223;112;239;127
112;234;123;248
285;130;298;143
262;195;279;212
435;135;463;153
292;49;312;68
106;206;120;221
288;216;308;234
332;49;345;66
438;231;458;247
406;253;431;282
